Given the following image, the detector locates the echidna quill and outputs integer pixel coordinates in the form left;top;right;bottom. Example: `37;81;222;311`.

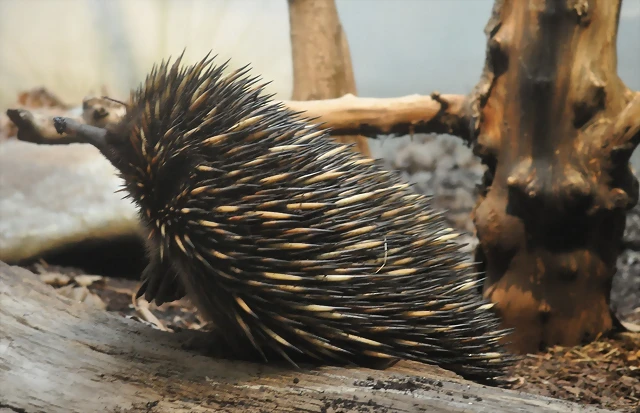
53;52;516;384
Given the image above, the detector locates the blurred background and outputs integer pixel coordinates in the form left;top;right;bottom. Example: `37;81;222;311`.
1;0;638;160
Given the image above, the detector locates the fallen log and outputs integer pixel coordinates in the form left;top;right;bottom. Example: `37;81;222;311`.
0;262;612;413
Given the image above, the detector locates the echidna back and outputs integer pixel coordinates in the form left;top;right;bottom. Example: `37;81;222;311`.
107;53;516;385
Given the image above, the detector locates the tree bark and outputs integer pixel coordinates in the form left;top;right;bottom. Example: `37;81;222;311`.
0;262;613;413
288;0;371;156
468;0;640;354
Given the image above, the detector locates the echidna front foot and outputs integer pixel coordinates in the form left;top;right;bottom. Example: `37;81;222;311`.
136;252;186;306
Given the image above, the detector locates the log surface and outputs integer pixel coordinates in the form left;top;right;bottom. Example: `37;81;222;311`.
0;262;611;413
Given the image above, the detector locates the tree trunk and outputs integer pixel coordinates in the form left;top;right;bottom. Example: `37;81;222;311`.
0;262;613;413
288;0;371;156
468;0;640;354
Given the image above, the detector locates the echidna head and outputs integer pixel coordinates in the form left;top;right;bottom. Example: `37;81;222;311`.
87;52;249;229
101;109;207;230
55;51;272;231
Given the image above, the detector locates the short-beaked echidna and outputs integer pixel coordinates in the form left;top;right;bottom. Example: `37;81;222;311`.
59;52;516;384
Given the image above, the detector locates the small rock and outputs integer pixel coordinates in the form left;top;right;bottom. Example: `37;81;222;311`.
39;272;71;286
410;171;434;194
73;274;104;287
434;156;456;173
56;284;107;310
451;187;476;211
411;147;442;171
392;141;413;170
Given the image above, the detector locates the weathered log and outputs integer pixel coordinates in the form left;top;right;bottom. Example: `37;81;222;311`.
467;0;640;353
288;0;371;156
0;262;613;413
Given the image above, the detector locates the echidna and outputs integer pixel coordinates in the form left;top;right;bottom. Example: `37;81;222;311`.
53;52;516;384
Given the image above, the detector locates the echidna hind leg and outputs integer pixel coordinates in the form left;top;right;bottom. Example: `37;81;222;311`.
165;257;267;358
136;251;186;306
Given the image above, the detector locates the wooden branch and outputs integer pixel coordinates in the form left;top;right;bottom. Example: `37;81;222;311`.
0;262;612;413
286;93;471;138
80;96;127;128
288;0;357;101
5;93;471;147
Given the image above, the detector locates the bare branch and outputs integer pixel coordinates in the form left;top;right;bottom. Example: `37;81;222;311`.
6;93;472;147
286;93;471;139
81;96;127;128
288;0;372;155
